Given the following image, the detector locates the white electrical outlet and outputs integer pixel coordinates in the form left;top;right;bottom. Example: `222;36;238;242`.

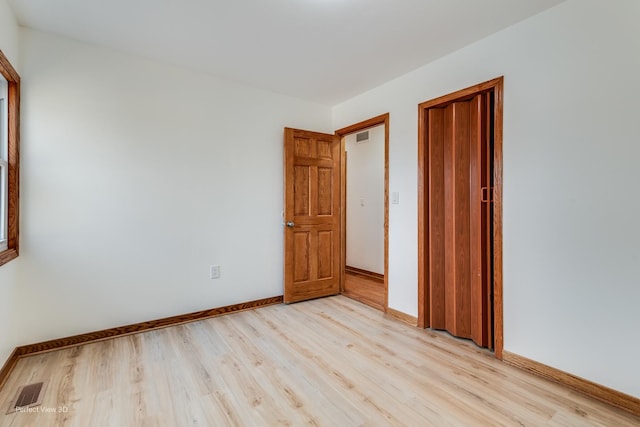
210;265;221;279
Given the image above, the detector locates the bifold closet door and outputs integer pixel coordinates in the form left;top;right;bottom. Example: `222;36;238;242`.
427;93;491;348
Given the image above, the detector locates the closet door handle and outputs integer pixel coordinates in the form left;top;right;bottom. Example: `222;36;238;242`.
481;187;489;203
481;187;494;203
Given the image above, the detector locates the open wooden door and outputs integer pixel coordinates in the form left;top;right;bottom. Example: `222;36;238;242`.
284;128;341;303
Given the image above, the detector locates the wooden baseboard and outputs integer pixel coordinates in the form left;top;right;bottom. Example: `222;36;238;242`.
345;265;384;283
503;351;640;417
0;348;19;392
0;295;283;391
385;307;417;326
342;291;385;312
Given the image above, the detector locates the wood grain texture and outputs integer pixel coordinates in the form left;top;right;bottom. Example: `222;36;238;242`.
503;351;640;417
1;296;638;426
492;78;504;359
0;49;20;266
344;265;384;283
284;128;341;303
340;143;347;294
0;248;17;267
7;296;283;359
334;113;389;136
429;95;490;345
0;349;19;393
482;93;493;349
469;94;483;346
446;101;473;339
443;103;456;335
469;93;491;349
336;113;389;311
418;77;504;357
383;116;389;311
427;108;445;330
0;50;20;81
343;271;385;312
417;106;428;328
385;307;418;327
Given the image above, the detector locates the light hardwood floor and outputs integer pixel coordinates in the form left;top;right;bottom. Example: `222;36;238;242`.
1;296;638;426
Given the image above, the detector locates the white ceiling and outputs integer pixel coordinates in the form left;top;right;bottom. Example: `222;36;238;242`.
9;0;565;105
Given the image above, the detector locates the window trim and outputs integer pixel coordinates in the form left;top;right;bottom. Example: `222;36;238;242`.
0;49;20;267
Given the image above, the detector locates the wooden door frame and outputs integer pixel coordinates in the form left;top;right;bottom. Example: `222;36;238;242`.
417;77;504;358
335;113;390;311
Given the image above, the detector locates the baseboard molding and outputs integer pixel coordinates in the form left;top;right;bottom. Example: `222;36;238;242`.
345;265;384;283
385;307;417;326
503;351;640;417
0;295;283;391
342;291;385;312
0;349;19;392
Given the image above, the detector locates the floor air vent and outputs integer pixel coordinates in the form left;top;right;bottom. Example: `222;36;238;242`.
6;381;47;414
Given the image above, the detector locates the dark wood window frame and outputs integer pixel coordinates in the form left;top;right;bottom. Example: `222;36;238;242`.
0;49;20;267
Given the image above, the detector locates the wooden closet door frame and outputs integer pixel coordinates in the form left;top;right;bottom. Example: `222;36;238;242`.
335;113;390;311
417;77;504;358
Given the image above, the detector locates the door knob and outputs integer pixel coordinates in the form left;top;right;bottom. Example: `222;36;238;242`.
286;221;295;227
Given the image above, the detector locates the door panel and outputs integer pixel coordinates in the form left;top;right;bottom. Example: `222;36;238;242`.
427;109;446;329
444;101;472;339
426;95;492;347
317;168;334;215
294;166;310;216
484;94;494;349
470;94;484;345
293;231;310;282
284;128;341;303
317;230;334;279
470;93;491;347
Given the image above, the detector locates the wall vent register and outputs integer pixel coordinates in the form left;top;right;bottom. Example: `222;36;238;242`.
355;131;369;143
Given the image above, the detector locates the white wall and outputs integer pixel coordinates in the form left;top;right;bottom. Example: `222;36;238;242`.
345;125;384;274
0;0;20;367
0;0;18;65
14;28;331;346
332;0;640;398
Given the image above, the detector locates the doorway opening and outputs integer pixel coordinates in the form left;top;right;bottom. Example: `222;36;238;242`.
336;114;389;312
417;77;503;357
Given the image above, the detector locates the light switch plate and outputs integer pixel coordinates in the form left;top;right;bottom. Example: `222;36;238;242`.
210;265;221;279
